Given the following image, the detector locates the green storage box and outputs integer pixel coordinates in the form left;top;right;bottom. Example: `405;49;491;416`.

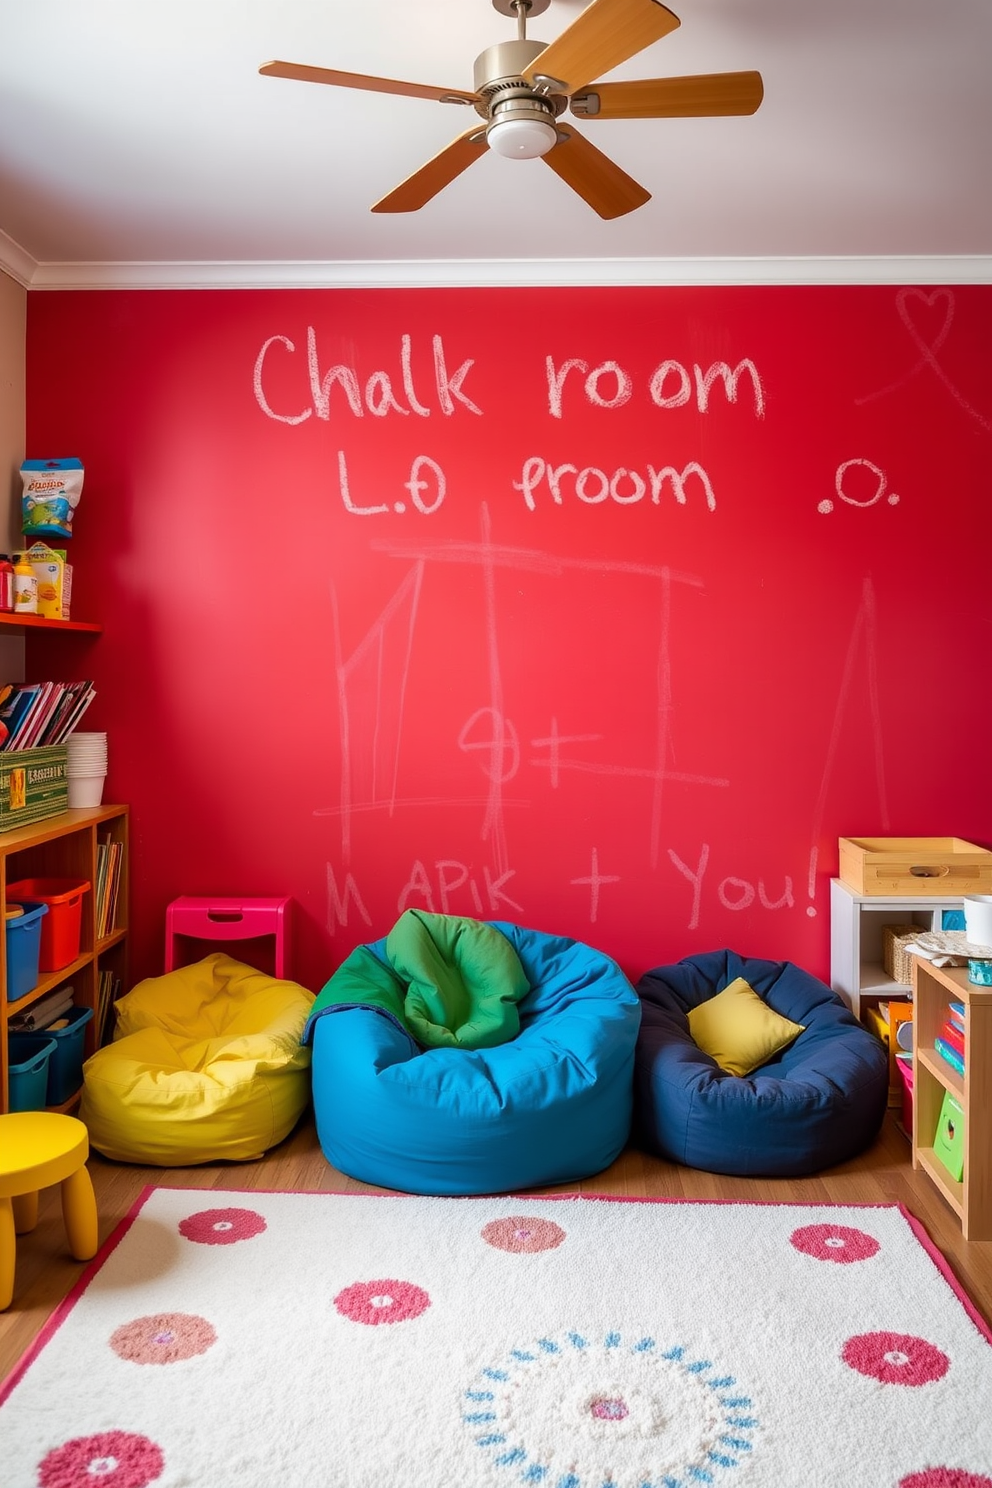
0;746;69;832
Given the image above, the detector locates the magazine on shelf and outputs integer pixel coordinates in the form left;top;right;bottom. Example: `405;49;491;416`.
0;680;96;751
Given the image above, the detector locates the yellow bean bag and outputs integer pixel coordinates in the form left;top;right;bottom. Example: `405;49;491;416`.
80;954;315;1165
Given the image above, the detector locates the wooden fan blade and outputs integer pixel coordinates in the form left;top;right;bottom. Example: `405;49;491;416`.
542;128;650;219
371;126;488;212
259;60;478;106
522;0;681;95
572;70;764;119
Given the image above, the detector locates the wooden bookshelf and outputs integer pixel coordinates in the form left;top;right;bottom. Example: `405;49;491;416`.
1;806;128;1114
912;958;992;1240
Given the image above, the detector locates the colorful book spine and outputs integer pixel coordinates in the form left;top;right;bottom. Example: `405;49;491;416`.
934;1036;965;1076
947;1001;965;1034
938;1021;966;1060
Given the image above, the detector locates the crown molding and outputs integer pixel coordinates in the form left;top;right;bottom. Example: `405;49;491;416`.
3;243;991;290
0;230;37;288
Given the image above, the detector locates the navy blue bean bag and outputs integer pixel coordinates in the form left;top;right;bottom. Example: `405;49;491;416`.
305;920;641;1195
633;949;888;1177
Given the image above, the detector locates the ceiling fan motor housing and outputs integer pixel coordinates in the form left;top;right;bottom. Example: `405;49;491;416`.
474;38;565;157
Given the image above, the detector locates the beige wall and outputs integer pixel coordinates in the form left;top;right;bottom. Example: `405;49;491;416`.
0;269;26;677
0;269;25;548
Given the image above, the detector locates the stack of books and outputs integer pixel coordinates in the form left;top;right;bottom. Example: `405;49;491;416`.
95;833;124;939
934;998;966;1076
0;679;96;751
96;968;121;1046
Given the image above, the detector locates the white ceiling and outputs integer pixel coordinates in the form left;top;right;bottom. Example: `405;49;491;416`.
2;0;991;288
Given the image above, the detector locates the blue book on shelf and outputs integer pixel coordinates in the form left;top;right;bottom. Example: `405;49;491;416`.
934;1036;965;1076
0;683;42;749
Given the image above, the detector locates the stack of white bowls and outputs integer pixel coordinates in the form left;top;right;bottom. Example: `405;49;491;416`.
66;731;108;807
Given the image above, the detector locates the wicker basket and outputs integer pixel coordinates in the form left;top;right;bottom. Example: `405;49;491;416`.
883;924;922;985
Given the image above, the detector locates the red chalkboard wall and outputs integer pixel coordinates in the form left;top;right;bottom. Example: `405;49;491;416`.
25;285;992;995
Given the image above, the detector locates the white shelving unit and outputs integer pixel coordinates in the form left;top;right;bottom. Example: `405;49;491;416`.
829;877;964;1021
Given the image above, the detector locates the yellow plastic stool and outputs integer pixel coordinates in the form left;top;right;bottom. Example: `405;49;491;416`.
0;1112;98;1310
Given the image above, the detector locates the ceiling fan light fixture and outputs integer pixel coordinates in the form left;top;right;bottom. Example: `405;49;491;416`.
486;96;557;158
260;0;764;216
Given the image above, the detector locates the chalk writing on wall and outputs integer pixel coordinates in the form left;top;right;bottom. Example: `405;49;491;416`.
253;332;483;422
25;282;991;995
254;333;766;426
818;458;900;515
856;288;991;432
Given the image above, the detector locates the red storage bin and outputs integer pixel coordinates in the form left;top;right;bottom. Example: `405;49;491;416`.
6;877;90;972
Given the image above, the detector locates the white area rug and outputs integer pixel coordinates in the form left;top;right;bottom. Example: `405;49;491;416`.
2;1188;992;1487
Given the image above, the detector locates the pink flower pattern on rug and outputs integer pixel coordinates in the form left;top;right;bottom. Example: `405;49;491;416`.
38;1430;164;1487
481;1216;567;1253
842;1331;950;1385
177;1207;266;1245
900;1472;992;1487
109;1313;217;1365
334;1279;430;1326
790;1223;880;1263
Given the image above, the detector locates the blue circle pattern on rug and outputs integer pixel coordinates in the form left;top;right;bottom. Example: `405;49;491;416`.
462;1330;759;1487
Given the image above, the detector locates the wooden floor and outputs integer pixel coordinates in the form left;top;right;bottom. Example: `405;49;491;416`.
2;1108;991;1385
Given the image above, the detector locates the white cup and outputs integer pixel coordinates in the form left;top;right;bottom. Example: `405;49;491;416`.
963;894;992;952
68;774;106;808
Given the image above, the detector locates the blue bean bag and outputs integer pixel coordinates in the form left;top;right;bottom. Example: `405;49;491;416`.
633;949;888;1177
304;919;641;1195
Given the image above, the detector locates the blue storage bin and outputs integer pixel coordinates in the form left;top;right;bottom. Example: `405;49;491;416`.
5;901;49;1002
7;1032;57;1111
45;1004;94;1105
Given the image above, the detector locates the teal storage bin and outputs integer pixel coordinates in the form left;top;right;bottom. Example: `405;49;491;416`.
45;1004;94;1105
5;901;49;1002
7;1032;57;1111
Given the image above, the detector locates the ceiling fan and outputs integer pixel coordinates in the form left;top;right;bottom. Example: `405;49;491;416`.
259;0;763;220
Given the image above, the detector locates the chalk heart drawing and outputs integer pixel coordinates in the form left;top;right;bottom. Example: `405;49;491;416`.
898;287;954;358
818;457;899;515
856;284;989;431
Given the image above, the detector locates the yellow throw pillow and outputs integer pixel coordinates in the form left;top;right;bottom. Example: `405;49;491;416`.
687;977;805;1077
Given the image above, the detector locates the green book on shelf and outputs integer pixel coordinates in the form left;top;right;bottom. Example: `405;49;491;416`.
932;1089;965;1183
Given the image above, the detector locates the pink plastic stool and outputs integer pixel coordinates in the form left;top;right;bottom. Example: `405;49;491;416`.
164;897;290;978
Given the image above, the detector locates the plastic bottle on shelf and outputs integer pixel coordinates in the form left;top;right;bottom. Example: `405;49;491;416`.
0;555;14;612
12;552;38;615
